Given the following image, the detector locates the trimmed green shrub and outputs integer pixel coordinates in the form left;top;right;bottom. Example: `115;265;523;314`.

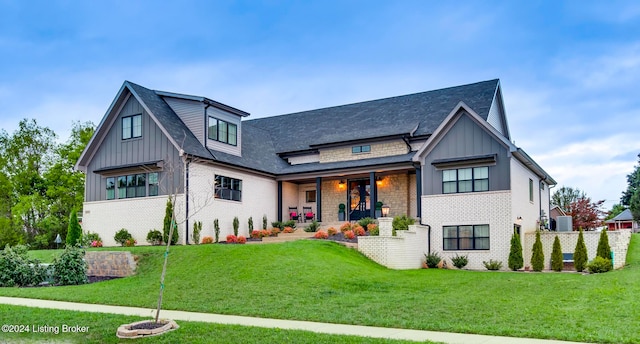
248;217;254;232
146;229;163;246
66;211;82;247
358;217;376;228
531;230;544;272
551;235;564;272
52;245;87;286
233;216;239;236
214;219;220;243
0;244;46;287
508;230;523;271
483;259;503;270
424;251;442;268
304;220;320;232
574;228;588;272
596;229;611;260
587;256;613;274
451;254;469;269
392;215;415;232
283;220;296;229
192;221;202;245
262;215;268;230
114;228;133;247
80;231;102;247
163;198;179;245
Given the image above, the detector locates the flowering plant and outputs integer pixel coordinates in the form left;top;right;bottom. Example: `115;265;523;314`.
237;236;247;244
340;222;352;233
344;230;355;240
367;224;378;232
283;226;295;233
251;230;262;239
201;236;214;244
91;240;103;247
124;239;137;247
313;231;329;239
353;225;366;236
226;234;237;243
327;227;337;236
270;228;281;236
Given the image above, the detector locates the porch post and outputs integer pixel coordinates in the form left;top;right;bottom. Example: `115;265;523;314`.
316;177;322;222
370;172;376;219
416;165;422;219
277;181;283;222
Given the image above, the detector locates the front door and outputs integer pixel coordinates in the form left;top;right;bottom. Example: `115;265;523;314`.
348;179;370;221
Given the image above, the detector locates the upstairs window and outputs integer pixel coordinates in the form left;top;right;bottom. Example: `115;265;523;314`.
215;175;242;201
529;178;534;202
443;167;489;194
208;117;238;146
122;114;142;140
352;145;371;153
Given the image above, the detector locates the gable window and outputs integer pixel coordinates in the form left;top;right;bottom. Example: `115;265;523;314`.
208;117;238;146
352;145;371;154
122;114;142;140
215;175;242;201
443;225;490;250
529;179;534;202
106;177;115;200
306;190;316;203
442;167;489;194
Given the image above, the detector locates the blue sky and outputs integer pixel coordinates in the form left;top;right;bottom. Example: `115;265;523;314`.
1;0;639;210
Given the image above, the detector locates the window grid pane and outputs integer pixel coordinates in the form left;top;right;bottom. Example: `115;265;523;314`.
228;123;237;145
218;121;228;143
132;115;142;138
215;175;242;202
443;225;490;251
122;117;132;139
208;117;218;140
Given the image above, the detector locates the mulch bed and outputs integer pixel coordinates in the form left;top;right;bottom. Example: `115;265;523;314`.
130;321;167;330
312;232;367;244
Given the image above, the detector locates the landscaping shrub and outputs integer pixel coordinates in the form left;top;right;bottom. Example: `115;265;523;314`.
424;251;442;268
339;222;352;233
90;240;103;247
193;221;202;245
81;231;102;247
574;228;588;272
597;229;611;260
251;230;261;239
0;244;46;287
260;229;271;238
248;217;254;232
304;220;320;232
52;245;87;286
353;225;366;236
508;230;523;271
124;238;136;247
392;215;415;232
551;235;563;272
483;259;503;270
451;254;469;269
368;224;379;236
327;227;338;236
114;228;133;247
271;221;283;230
233;216;239;237
237;235;247;244
587;256;613;274
344;230;355;240
314;231;329;239
283;226;295;233
226;234;237;243
214;219;220;243
270;228;281;236
146;229;163;246
358;217;376;228
201;236;213;244
262;215;267;230
66;210;82;247
163;198;179;245
531;230;544;272
283;220;296;229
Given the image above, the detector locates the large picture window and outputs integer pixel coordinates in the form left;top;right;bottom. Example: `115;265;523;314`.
208;117;238;146
442;166;489;194
108;172;157;200
443;225;490;250
122;114;142;140
215;175;242;201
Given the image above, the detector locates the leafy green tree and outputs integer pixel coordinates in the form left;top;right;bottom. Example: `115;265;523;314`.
163;198;178;245
631;188;640;223
531;230;544;272
65;210;82;246
552;186;585;214
508;230;523;271
596;229;611;260
574;228;588;272
551;236;563;272
621;154;640;206
605;204;627;221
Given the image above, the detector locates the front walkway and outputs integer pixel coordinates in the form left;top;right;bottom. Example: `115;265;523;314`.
0;297;590;344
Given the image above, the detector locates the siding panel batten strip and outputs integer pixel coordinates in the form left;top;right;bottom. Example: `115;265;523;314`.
316;177;322;222
370;172;376;219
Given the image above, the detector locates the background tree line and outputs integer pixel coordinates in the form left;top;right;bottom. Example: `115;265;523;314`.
0;119;94;248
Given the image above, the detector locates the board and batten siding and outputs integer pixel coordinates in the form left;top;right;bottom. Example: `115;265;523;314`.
164;97;206;146
486;89;507;137
84;95;184;202
206;106;242;157
422;113;510;195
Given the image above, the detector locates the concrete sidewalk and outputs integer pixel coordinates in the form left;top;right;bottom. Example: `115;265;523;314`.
0;296;589;344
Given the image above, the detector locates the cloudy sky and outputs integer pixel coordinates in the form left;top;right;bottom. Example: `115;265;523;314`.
1;1;639;210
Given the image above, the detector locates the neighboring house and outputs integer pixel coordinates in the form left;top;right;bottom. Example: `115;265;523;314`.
606;209;638;231
549;205;567;231
75;79;555;268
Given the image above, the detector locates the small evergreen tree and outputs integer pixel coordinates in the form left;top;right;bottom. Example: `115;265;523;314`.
551;235;563;272
531;230;545;272
596;229;611;260
248;217;254;233
233;216;239;236
163;198;179;245
508;230;523;271
574;228;588;272
192;221;202;245
262;215;267;230
66;210;82;247
214;219;220;243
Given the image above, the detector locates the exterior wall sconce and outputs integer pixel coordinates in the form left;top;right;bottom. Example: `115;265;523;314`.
376;176;383;186
381;205;390;217
516;216;522;225
338;180;345;189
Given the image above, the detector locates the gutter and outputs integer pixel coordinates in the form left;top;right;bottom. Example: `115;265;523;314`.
185;157;191;245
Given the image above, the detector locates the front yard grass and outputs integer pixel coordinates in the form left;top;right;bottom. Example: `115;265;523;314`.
6;234;640;343
0;304;426;344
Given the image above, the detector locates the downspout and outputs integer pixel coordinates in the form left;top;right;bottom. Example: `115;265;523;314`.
185;158;190;244
402;135;412;154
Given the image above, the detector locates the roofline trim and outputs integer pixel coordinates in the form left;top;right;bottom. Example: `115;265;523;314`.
155;90;250;117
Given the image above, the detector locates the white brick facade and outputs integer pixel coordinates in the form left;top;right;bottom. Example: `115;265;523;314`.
422;191;513;270
358;218;429;269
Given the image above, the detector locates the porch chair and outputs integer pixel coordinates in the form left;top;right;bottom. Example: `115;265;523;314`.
288;207;301;222
303;206;315;222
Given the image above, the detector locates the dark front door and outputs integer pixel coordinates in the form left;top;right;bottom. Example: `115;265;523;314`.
348;179;370;221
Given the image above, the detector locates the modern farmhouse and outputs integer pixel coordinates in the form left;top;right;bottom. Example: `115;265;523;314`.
75;79;555;263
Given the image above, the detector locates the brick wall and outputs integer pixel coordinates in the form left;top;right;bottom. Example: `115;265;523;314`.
358;218;429;269
321;180;344;222
319;140;407;163
524;229;631;270
85;251;136;277
377;173;410;218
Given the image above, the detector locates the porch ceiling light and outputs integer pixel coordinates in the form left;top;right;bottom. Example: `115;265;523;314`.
381;205;390;217
338;180;345;189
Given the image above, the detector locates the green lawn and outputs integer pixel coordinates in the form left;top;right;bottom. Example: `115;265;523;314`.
0;305;427;344
5;234;640;343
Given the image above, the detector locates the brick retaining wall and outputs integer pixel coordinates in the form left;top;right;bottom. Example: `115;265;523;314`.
85;251;137;277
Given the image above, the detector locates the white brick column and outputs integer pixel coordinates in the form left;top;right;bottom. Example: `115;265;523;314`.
379;217;393;237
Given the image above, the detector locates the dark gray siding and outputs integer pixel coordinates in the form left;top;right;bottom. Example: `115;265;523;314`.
422;113;510;195
85;95;184;202
164;98;205;146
